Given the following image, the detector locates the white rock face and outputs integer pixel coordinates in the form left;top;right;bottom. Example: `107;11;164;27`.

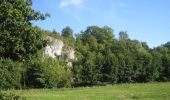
67;49;75;60
44;36;64;58
44;36;75;66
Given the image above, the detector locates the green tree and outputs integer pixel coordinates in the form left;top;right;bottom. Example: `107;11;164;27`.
102;50;119;83
74;26;115;85
62;26;73;39
52;29;60;36
0;58;22;89
141;42;149;50
26;57;72;88
85;26;114;44
119;31;128;40
157;46;170;81
164;42;170;50
149;50;162;81
0;0;49;61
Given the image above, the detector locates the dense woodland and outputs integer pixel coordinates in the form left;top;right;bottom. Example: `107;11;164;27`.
0;0;170;90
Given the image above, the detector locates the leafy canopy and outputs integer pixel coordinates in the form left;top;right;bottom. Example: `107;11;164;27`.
0;0;49;61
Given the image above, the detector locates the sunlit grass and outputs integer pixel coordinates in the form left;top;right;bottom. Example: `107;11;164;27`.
5;82;170;100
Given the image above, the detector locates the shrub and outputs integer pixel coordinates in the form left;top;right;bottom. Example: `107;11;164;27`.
0;91;26;100
26;57;72;88
0;58;22;89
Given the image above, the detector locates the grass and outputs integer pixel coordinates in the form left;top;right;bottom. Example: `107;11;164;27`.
4;82;170;100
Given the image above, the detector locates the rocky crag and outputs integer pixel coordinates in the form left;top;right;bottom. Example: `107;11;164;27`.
44;36;75;66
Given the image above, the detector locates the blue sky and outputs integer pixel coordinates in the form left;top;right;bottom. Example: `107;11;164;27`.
32;0;170;48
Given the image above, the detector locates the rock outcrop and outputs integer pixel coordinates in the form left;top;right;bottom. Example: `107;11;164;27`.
44;36;75;66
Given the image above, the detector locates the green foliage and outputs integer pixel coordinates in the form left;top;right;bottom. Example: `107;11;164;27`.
0;0;170;89
52;29;60;36
0;58;23;89
61;26;75;47
26;57;72;88
73;25;170;85
0;0;48;61
119;31;129;40
74;26;115;85
62;26;73;39
149;50;162;81
0;91;26;100
43;30;61;40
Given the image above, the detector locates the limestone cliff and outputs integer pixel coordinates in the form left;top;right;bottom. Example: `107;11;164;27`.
44;36;75;66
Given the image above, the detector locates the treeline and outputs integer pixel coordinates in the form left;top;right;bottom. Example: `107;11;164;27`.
0;0;170;90
73;26;170;85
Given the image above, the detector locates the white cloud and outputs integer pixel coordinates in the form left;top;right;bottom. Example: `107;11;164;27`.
60;0;84;8
59;0;87;25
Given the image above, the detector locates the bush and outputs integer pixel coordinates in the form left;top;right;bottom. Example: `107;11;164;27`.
0;58;22;89
26;57;72;88
0;91;26;100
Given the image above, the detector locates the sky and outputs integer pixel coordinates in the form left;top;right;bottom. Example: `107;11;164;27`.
32;0;170;48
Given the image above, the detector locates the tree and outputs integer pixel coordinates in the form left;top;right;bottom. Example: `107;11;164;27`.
141;42;149;50
157;46;170;81
74;26;116;85
0;58;22;89
149;50;162;81
62;26;73;39
26;57;72;88
164;42;170;50
85;26;114;44
52;29;60;36
102;50;119;83
119;31;129;40
0;0;49;61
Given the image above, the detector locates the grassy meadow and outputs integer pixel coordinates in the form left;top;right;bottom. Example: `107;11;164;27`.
4;82;170;100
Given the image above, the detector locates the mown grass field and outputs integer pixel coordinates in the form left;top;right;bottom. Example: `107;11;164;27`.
5;82;170;100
